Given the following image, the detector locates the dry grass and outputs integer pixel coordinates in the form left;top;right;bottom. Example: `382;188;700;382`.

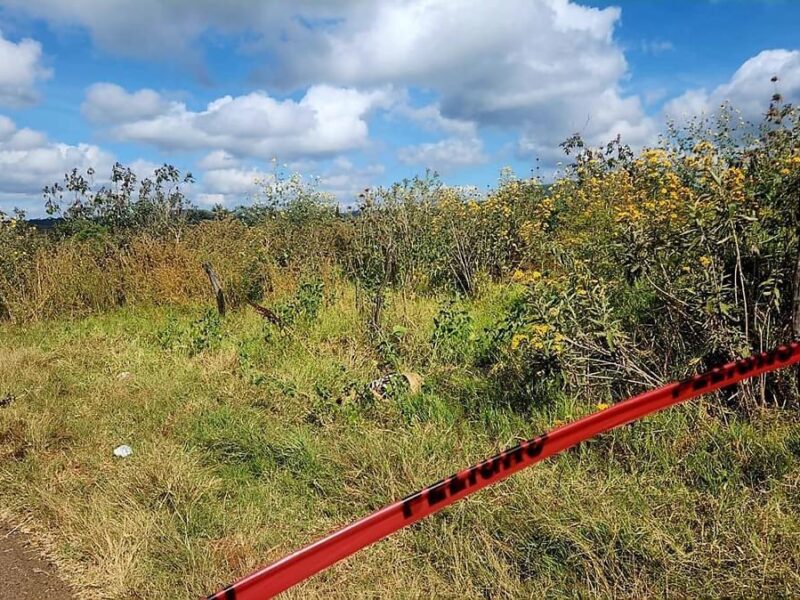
0;219;334;322
1;284;799;598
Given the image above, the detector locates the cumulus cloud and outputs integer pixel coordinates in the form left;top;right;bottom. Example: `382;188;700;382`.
664;49;800;123
192;150;268;206
262;0;653;160
197;150;240;171
268;0;638;131
0;0;358;65
0;31;51;106
194;193;226;207
82;83;170;123
393;102;486;171
13;0;658;158
518;88;658;161
84;84;396;159
193;154;384;208
398;137;486;172
202;166;265;197
0;115;114;214
394;102;478;138
317;158;385;204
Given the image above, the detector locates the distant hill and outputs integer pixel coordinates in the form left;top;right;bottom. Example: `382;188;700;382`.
26;218;62;230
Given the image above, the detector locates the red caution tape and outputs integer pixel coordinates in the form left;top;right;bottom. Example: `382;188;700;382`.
207;341;800;600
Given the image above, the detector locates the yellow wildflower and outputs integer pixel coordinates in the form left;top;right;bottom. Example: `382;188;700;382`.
531;324;551;336
510;334;528;350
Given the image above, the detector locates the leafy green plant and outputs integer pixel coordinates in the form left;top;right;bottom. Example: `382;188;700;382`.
43;162;195;237
376;325;407;369
431;301;475;363
188;309;223;355
155;315;186;351
273;280;325;327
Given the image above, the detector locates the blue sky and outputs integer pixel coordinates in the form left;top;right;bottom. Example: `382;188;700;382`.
0;0;798;216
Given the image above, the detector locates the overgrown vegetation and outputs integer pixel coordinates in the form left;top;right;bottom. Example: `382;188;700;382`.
1;98;800;598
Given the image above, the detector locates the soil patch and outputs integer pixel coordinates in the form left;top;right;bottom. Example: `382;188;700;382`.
0;524;74;599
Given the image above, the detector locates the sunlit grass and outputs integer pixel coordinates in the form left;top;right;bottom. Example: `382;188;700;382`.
1;282;799;598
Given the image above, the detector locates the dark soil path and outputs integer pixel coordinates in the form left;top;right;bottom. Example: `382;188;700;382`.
0;524;74;599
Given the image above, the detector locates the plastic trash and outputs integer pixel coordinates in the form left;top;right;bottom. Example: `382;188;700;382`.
113;444;133;458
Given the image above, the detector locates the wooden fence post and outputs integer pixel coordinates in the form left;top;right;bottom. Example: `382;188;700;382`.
202;262;226;316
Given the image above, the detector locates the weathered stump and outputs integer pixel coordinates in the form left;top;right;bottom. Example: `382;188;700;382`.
202;262;226;316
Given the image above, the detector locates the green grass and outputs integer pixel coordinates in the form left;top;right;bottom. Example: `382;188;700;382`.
1;283;800;598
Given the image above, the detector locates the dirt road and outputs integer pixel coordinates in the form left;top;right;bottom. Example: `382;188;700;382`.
1;524;74;599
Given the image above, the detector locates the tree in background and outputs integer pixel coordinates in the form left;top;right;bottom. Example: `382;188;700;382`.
43;162;194;239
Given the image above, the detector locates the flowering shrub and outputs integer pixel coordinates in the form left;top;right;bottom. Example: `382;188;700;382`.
499;100;800;408
2;93;800;412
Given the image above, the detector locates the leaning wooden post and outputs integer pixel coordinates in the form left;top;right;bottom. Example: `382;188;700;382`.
202;262;226;316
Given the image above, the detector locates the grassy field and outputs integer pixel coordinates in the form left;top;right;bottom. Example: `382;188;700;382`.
2;279;800;598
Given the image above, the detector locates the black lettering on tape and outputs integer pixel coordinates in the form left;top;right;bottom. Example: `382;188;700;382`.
401;435;547;518
427;480;447;507
525;435;547;458
402;491;425;518
449;474;467;495
479;459;497;480
468;466;478;486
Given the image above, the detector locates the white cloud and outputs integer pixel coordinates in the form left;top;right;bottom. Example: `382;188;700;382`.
394;101;478;137
518;88;658;161
193;150;269;206
0;31;51;106
398;136;486;172
202;166;265;196
0;115;114;214
85;84;396;159
192;156;385;208
664;49;800;123
317;158;385;204
13;0;658;158
643;87;669;106
270;0;629;123
197;150;240;171
393;101;485;171
0;0;360;66
82;83;169;123
195;193;227;207
127;158;163;180
18;0;777;186
264;0;652;160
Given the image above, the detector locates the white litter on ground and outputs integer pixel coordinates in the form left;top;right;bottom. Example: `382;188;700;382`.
113;445;133;458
